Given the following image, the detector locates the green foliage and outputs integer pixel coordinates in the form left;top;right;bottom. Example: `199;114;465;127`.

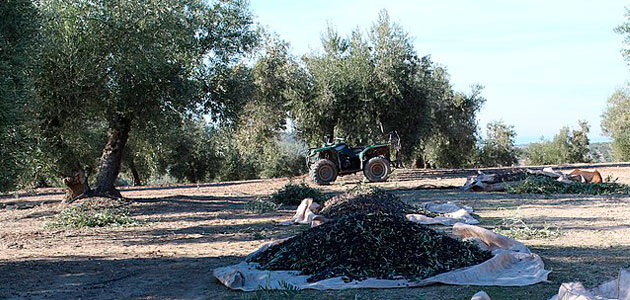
47;205;138;228
269;182;327;205
258;134;308;179
232;36;308;179
523;121;591;165
615;7;630;64
213;129;258;182
291;11;482;166
31;0;258;189
495;208;561;240
589;142;614;163
477;121;518;167
496;217;560;240
601;88;630;161
244;198;280;214
423;85;486;168
156;118;219;183
0;0;39;191
507;176;630;195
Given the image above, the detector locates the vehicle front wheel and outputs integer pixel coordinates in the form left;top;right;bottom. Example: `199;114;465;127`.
309;159;338;185
363;157;391;182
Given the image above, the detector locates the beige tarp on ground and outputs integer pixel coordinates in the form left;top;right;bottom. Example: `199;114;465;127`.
213;222;550;291
278;199;479;227
548;269;630;300
407;202;479;225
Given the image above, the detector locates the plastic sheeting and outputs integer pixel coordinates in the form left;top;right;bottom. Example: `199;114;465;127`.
471;291;491;300
407;202;479;225
213;223;550;291
277;198;326;226
548;269;630;300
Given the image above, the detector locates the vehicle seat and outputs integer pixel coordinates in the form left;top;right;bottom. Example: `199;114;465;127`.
351;147;366;154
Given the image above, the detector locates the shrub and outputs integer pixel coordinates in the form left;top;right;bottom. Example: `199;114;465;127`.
507;176;630;195
495;214;560;240
245;198;280;213
477;121;518;167
259;136;308;179
522;121;591;165
47;205;139;228
269;182;327;205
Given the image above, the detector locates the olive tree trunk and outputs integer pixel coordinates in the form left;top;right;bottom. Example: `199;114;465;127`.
93;115;132;198
63;168;90;202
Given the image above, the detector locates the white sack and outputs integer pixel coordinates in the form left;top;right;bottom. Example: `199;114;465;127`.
422;202;473;214
471;291;491;300
407;202;478;226
277;198;321;226
549;269;630;300
407;208;479;225
214;223;549;291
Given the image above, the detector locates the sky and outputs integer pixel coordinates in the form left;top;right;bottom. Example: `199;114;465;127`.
250;0;629;144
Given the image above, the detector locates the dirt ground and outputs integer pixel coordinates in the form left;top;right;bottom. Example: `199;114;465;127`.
2;164;630;300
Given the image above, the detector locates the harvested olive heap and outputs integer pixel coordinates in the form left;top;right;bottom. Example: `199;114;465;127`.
249;213;492;282
319;187;436;219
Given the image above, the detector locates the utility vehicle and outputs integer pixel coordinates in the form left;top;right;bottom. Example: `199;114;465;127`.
306;133;400;185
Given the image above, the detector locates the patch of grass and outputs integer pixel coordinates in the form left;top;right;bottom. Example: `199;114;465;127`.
47;205;139;228
245;198;281;213
494;208;561;240
496;217;560;240
269;181;328;205
507;175;630;195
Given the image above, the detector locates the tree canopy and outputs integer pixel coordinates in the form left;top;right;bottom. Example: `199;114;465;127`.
523;121;591;165
32;0;257;197
602;88;630;161
0;4;529;194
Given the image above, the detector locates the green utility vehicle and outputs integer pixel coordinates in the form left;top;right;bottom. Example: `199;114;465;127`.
306;133;400;185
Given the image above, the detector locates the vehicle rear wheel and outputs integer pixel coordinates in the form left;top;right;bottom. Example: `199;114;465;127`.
363;157;391;182
309;159;338;185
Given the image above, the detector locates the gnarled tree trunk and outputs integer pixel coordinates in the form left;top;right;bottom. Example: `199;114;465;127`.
63;168;90;202
93;115;132;198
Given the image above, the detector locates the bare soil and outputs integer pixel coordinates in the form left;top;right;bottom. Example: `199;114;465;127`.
2;165;630;300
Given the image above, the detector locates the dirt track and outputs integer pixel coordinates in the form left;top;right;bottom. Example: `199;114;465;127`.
2;165;630;300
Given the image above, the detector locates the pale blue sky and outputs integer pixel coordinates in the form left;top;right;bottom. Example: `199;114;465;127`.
250;0;629;144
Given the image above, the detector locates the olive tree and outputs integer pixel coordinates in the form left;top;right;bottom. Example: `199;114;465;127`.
0;0;39;192
478;121;518;167
292;11;441;164
34;0;257;198
602;88;630;161
523;121;591;165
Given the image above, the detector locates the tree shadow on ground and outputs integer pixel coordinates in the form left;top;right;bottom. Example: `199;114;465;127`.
120;222;309;246
0;255;243;300
130;194;258;219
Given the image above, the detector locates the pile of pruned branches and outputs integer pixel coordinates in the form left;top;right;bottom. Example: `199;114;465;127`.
249;213;492;282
